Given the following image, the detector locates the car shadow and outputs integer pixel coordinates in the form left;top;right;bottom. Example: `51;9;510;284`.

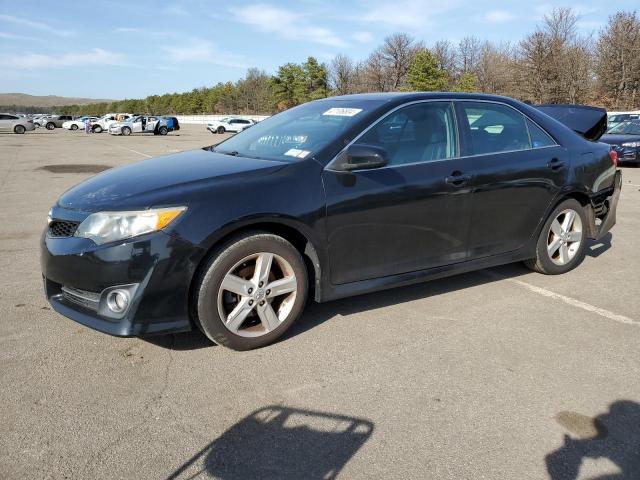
143;234;614;351
166;406;373;480
546;400;640;479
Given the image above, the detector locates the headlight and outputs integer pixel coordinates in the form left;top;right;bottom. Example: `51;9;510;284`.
74;207;186;245
621;141;640;148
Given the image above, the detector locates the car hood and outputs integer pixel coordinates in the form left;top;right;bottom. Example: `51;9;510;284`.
600;134;640;146
58;149;288;211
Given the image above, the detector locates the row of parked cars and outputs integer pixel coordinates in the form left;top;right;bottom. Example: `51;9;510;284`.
2;113;181;136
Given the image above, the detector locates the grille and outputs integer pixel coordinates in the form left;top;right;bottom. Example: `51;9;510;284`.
61;286;100;311
48;220;79;237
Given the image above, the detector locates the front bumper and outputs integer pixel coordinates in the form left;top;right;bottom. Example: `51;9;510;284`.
41;208;202;336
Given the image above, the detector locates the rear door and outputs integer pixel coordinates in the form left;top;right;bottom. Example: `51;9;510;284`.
323;101;475;285
456;100;568;259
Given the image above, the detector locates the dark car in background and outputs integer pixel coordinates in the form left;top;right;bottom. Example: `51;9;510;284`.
600;120;640;165
41;93;621;350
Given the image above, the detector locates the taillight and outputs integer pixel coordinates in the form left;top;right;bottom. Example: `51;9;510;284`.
27;119;33;123
609;150;618;167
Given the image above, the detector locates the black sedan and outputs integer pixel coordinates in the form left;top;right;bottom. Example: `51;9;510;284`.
41;93;621;350
600;120;640;165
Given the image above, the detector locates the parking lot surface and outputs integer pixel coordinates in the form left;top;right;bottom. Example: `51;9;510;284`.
1;126;639;479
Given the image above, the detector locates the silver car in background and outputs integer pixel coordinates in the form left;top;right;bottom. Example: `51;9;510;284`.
0;113;36;134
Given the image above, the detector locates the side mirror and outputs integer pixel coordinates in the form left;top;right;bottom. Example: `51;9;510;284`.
339;144;389;171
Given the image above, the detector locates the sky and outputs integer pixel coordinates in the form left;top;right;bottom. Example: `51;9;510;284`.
0;0;636;99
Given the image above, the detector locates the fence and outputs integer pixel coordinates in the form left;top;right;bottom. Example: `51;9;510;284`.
174;115;270;125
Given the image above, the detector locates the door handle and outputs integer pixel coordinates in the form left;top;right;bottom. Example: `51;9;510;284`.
547;158;565;171
445;171;471;186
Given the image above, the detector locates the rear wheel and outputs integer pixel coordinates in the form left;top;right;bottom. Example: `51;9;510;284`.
14;125;26;134
46;122;55;130
121;126;131;136
524;199;587;274
194;232;308;350
217;126;225;134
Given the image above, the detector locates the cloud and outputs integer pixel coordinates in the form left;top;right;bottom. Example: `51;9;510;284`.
485;10;517;23
114;27;143;33
0;31;39;42
231;4;346;47
162;41;248;68
352;32;373;44
0;14;73;36
3;49;126;69
360;0;459;29
162;5;189;16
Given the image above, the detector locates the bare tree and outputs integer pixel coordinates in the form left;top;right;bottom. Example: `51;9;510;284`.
329;54;356;95
433;40;457;86
363;50;389;92
380;33;422;90
458;36;482;74
596;11;640;108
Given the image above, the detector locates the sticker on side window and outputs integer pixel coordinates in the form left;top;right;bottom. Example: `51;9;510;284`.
322;107;363;117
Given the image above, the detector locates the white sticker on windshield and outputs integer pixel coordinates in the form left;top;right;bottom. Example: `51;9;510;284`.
297;150;311;158
284;148;303;157
322;107;363;117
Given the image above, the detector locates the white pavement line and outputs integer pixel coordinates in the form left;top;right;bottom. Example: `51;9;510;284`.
624;183;640;187
113;144;152;158
484;271;639;326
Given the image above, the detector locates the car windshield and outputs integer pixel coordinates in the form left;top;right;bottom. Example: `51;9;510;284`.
608;122;640;135
212;99;386;162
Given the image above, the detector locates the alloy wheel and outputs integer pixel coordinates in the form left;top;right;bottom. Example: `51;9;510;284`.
547;208;583;265
217;252;298;337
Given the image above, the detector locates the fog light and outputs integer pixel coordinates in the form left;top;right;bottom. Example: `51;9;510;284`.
106;290;129;313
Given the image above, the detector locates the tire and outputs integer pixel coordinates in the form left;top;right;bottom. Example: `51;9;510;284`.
14;125;26;134
70;124;78;131
217;126;225;134
34;122;40;128
158;126;168;135
93;125;103;133
121;126;131;136
524;198;587;274
193;232;308;350
46;122;56;130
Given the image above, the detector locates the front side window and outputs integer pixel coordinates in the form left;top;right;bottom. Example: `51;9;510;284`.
461;102;530;155
356;102;457;166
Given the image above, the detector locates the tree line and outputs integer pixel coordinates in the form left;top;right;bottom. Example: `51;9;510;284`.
56;8;640;116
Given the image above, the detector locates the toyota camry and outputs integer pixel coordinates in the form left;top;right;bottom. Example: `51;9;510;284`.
41;93;621;350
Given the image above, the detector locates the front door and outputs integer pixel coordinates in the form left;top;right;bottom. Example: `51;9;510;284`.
455;100;569;258
323;101;474;285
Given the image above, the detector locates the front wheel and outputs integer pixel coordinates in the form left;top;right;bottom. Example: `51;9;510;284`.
121;126;131;136
46;122;55;130
14;125;26;134
93;125;103;133
70;124;78;130
524;199;587;274
217;126;225;134
194;232;308;350
158;126;168;135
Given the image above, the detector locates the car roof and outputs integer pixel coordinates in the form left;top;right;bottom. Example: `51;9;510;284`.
319;92;519;103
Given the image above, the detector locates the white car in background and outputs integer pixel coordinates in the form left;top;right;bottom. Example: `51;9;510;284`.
108;115;160;136
92;113;133;133
207;117;255;134
62;116;99;131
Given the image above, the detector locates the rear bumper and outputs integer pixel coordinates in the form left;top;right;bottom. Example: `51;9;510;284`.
593;169;621;240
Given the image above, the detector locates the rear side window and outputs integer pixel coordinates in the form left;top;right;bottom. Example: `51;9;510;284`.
460;102;530;155
526;118;556;148
357;101;457;166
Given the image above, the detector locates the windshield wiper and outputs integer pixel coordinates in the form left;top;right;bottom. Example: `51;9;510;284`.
215;149;240;156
